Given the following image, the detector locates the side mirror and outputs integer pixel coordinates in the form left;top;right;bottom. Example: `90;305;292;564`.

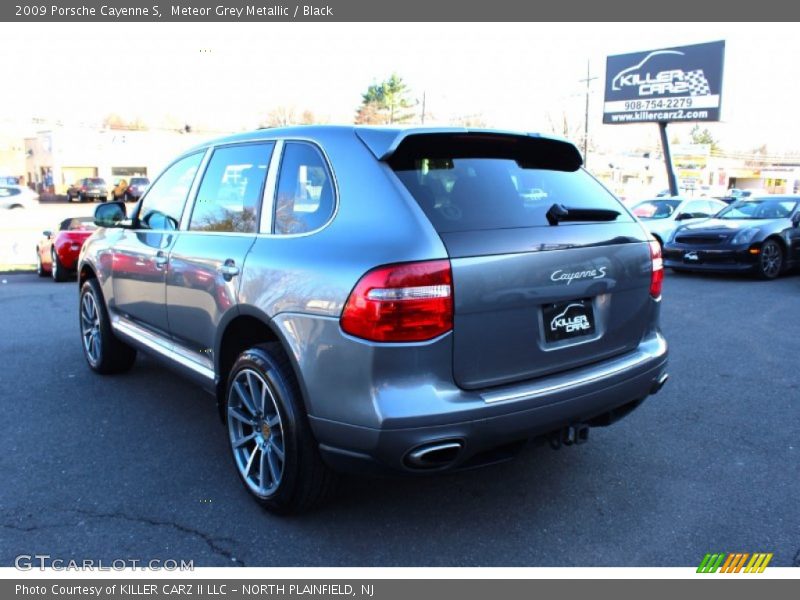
42;230;53;238
94;201;127;227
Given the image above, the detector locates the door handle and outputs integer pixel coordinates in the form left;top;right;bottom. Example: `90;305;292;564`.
154;251;168;269
218;259;239;280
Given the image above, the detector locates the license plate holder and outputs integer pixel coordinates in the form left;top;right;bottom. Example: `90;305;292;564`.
542;299;596;343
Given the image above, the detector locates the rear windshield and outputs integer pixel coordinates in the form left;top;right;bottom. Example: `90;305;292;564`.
392;157;629;233
89;178;106;185
130;177;149;185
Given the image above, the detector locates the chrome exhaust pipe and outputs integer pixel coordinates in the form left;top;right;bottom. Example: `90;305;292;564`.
651;372;669;395
405;441;464;469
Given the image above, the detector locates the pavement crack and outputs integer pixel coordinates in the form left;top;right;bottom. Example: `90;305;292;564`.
71;508;246;566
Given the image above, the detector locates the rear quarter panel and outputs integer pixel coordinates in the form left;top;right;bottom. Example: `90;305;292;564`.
238;128;448;320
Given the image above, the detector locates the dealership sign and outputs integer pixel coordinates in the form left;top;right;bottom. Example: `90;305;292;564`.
603;41;725;124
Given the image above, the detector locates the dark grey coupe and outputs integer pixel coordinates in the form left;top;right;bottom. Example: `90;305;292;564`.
663;196;800;279
78;126;668;513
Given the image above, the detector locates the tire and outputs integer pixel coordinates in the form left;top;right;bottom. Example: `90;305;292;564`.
225;344;337;514
79;278;137;374
51;248;69;282
757;239;783;280
36;249;47;277
78;193;85;203
123;192;130;202
671;267;690;274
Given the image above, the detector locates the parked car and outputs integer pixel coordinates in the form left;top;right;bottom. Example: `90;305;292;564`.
111;176;150;202
717;188;770;204
36;217;97;281
78;126;668;513
631;197;728;247
0;185;39;209
663;196;800;279
67;178;108;202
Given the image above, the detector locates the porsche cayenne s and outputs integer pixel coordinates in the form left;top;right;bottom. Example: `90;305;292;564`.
77;126;669;513
663;196;800;279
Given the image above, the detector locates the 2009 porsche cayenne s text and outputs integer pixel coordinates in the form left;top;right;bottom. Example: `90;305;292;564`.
77;126;669;513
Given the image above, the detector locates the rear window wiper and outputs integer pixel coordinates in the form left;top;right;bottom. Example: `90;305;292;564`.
546;203;620;225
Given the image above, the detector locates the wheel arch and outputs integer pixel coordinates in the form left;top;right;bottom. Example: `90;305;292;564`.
79;261;98;285
214;306;308;423
764;233;787;253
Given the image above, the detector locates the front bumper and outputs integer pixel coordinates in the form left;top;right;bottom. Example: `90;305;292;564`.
273;313;668;475
663;243;758;272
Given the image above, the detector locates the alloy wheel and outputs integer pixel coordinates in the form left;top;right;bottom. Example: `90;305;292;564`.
227;368;285;497
760;241;782;278
80;291;102;365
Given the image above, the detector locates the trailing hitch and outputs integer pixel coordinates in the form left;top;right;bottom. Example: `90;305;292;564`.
548;424;590;450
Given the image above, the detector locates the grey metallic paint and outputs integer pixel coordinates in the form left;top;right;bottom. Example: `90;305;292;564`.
79;125;668;475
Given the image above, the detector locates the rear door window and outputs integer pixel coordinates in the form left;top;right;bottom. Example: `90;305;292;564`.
389;138;630;233
189;143;273;233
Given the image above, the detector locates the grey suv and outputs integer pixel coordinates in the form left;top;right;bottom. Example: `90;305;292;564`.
78;126;668;513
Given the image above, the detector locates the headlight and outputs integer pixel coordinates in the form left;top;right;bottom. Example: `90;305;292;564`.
732;229;758;245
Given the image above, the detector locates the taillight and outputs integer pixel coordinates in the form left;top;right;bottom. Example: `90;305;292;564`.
80;185;87;191
341;260;453;342
649;240;664;298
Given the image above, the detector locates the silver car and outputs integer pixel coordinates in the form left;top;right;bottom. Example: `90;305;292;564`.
78;126;668;513
631;196;728;247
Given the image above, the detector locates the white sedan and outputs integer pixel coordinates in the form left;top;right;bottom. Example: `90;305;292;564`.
0;185;39;209
630;197;728;247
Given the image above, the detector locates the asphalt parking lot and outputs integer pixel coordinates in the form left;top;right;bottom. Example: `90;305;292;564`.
0;269;798;567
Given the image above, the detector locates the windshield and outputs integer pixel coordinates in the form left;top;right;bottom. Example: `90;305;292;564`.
59;217;97;231
89;178;106;185
631;199;681;220
130;177;149;185
717;199;798;220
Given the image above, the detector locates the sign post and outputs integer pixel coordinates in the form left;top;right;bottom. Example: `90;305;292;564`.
603;41;725;197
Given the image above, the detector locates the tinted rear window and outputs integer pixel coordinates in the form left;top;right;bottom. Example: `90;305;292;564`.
89;178;105;185
391;156;630;233
130;178;149;185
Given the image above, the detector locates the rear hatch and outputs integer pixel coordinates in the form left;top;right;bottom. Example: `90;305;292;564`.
387;132;654;389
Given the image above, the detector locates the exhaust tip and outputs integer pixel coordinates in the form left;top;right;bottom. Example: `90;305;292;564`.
404;440;464;469
651;372;669;395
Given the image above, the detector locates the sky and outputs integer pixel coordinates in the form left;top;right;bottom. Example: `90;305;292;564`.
2;22;799;154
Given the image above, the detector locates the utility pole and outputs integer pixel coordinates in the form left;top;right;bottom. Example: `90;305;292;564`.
579;60;598;168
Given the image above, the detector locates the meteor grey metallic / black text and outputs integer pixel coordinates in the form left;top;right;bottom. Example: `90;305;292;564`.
78;126;668;513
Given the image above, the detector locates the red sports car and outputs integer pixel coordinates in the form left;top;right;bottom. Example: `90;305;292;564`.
36;217;97;282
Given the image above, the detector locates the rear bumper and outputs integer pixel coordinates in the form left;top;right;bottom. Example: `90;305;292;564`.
301;329;668;475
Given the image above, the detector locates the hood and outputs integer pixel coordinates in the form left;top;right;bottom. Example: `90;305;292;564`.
677;217;781;233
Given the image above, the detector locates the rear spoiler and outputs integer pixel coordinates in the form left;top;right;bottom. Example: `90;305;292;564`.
355;128;583;172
